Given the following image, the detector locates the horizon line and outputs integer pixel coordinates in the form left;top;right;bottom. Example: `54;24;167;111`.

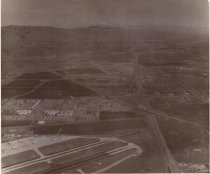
2;24;209;29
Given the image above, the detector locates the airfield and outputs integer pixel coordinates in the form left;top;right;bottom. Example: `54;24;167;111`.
2;135;144;174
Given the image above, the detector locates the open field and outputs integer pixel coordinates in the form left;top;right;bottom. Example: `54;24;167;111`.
58;68;104;74
99;111;140;120
16;72;60;80
2;72;97;99
31;119;147;135
150;98;208;126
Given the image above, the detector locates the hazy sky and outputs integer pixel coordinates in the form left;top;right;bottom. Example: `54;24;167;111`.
2;0;209;28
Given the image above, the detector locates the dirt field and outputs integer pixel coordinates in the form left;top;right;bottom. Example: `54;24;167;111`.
31;119;147;135
15;72;60;80
99;111;141;120
18;80;97;99
66;68;104;74
2;79;41;88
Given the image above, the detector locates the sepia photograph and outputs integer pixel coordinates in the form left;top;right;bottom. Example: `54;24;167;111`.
1;0;209;173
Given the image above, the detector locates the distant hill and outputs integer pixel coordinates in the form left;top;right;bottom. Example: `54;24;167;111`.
2;25;129;51
2;25;208;51
1;25;208;76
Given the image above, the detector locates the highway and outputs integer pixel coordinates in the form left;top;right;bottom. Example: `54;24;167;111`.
55;75;180;173
93;86;181;173
63;61;181;173
134;60;179;172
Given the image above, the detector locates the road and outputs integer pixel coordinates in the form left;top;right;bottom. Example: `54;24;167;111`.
95;86;181;173
59;62;181;173
133;60;179;172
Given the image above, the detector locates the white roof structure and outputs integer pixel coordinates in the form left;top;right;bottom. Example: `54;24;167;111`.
43;110;59;116
37;120;45;125
16;110;32;115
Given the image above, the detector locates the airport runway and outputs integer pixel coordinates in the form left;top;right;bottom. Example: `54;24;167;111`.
2;136;141;174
